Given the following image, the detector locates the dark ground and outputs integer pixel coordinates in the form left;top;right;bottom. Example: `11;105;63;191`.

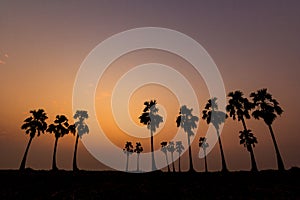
0;168;299;200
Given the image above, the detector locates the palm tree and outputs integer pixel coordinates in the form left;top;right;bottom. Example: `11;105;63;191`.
239;129;258;172
175;141;184;172
250;88;285;171
20;109;48;170
72;110;89;171
202;97;228;172
123;141;134;172
176;105;199;172
199;137;209;173
47;115;71;171
167;141;176;172
161;141;171;172
139;100;163;171
134;142;143;172
226;90;258;171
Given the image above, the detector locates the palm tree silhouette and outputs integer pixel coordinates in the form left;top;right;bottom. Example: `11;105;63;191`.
175;141;184;172
47;115;71;171
167;141;176;172
239;129;258;172
134;142;143;172
72;110;89;171
139;100;163;171
226;90;258;171
250;88;285;171
176;105;199;172
199;137;209;173
123;141;134;172
20;109;48;170
160;141;171;172
202;97;228;172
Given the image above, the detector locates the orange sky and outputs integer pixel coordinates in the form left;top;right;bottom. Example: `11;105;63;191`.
0;1;299;171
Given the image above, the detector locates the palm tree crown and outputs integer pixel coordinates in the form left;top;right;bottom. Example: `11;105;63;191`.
250;88;283;125
239;129;258;151
226;90;254;122
21;109;48;138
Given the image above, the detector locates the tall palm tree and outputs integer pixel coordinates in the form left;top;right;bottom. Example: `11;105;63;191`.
134;142;143;172
167;141;176;172
202;97;228;172
72;110;89;171
139;100;163;171
47;115;71;171
20;109;48;170
239;129;258;172
226;90;258;171
175;141;184;172
161;141;171;172
250;88;285;171
123;141;134;172
199;137;209;173
176;105;199;172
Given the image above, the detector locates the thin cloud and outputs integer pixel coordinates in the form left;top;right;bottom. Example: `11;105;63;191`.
4;53;8;58
0;59;5;65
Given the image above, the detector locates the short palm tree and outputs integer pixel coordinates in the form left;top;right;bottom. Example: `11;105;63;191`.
20;109;48;170
176;105;199;172
175;141;184;172
161;141;171;172
202;97;228;172
134;142;143;172
167;141;176;172
139;100;163;171
72;110;89;171
123;141;134;172
47;115;71;171
239;129;258;172
199;137;209;173
250;88;285;171
226;90;258;171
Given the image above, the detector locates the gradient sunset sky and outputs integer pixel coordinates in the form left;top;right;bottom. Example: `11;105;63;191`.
0;0;299;171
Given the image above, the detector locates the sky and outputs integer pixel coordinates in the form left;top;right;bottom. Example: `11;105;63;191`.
0;0;299;171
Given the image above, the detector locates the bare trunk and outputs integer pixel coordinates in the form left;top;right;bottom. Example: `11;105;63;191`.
150;130;157;171
268;125;285;171
204;149;208;173
126;153;129;172
187;135;195;172
52;137;59;171
248;145;258;172
137;153;140;172
165;153;171;172
178;152;181;172
171;152;175;172
73;134;79;171
19;136;33;170
216;129;228;172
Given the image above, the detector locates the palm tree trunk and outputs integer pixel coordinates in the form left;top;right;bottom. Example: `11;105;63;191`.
216;129;228;172
268;125;285;171
150;130;157;171
165;153;171;172
178;153;181;172
137;153;140;172
187;135;195;172
171;152;175;172
52;137;59;171
126;153;129;172
241;117;248;130
72;134;79;171
19;136;33;170
204;149;208;173
248;145;258;172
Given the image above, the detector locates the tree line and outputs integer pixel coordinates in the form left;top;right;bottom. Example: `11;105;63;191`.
20;88;284;172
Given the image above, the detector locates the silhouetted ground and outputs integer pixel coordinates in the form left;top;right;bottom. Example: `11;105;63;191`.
0;168;299;199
